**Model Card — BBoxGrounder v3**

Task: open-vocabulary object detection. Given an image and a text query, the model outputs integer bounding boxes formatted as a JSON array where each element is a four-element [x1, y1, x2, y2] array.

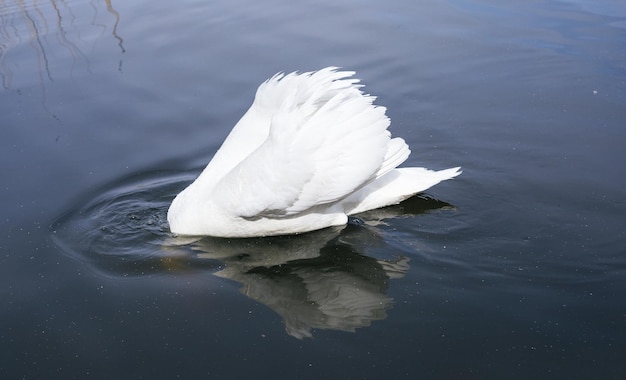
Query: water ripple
[[50, 169, 217, 277]]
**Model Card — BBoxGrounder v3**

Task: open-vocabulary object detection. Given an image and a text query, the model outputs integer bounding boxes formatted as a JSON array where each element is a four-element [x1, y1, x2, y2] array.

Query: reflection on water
[[103, 0, 125, 53], [0, 0, 124, 112], [192, 226, 411, 339], [51, 169, 455, 338]]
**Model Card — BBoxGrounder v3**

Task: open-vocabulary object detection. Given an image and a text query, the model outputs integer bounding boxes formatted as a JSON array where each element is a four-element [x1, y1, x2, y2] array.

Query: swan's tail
[[344, 166, 461, 215]]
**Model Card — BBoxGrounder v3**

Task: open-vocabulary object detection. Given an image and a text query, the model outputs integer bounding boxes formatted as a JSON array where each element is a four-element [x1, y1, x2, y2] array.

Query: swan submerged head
[[167, 67, 461, 238]]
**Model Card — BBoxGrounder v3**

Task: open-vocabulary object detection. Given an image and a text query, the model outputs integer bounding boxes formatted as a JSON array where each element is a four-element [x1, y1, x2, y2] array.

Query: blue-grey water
[[1, 0, 625, 378]]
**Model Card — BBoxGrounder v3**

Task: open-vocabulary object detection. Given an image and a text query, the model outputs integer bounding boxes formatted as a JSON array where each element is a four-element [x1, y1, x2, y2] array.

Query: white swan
[[168, 67, 461, 237]]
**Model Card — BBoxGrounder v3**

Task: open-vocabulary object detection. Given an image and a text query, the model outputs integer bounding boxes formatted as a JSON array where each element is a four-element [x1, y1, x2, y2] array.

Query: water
[[1, 0, 625, 378]]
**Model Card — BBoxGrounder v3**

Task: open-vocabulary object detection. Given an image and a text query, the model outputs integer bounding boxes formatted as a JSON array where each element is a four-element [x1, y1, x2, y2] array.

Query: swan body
[[168, 67, 461, 237]]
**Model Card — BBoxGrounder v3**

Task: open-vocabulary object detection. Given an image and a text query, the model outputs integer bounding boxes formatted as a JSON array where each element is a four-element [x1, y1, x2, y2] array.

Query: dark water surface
[[2, 0, 625, 378]]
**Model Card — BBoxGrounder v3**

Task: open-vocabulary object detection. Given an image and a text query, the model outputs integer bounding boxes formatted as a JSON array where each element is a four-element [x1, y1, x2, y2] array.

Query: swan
[[168, 67, 461, 237]]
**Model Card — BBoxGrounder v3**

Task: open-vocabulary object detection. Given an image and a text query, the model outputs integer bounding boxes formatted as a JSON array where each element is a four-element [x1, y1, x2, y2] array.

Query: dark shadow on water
[[50, 168, 455, 338]]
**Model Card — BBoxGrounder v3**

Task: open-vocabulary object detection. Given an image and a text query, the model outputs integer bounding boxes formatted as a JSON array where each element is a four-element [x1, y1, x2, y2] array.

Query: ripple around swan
[[50, 169, 218, 277], [50, 168, 456, 337]]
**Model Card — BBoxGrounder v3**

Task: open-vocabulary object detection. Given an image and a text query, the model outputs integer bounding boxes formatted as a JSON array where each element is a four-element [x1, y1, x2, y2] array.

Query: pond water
[[1, 0, 625, 378]]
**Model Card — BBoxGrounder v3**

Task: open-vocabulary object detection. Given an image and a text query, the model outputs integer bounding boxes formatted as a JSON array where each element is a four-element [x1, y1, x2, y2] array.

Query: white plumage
[[168, 67, 461, 237]]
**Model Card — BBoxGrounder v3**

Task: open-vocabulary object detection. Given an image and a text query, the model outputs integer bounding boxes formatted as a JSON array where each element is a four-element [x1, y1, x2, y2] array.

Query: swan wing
[[195, 67, 360, 185], [212, 68, 408, 218]]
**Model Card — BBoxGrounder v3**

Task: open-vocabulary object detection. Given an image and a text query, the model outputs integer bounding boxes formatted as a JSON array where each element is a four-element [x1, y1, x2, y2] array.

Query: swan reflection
[[186, 196, 452, 338], [190, 225, 406, 339]]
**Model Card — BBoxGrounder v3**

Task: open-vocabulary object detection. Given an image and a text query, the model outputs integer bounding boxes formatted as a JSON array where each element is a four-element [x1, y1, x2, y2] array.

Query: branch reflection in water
[[0, 0, 124, 113]]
